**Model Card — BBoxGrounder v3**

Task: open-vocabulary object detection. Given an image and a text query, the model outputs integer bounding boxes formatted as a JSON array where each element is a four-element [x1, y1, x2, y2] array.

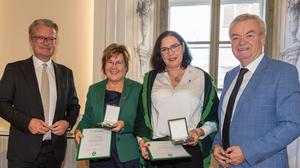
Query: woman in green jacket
[[75, 43, 141, 168]]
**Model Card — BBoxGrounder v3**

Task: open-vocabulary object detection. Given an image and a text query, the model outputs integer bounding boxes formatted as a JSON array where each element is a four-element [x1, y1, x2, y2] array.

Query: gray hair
[[28, 19, 58, 37], [229, 13, 266, 37]]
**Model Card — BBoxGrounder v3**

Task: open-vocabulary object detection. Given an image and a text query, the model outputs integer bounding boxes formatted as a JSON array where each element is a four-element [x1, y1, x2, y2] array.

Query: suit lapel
[[232, 56, 270, 121], [52, 62, 62, 122], [118, 78, 132, 120], [219, 67, 240, 119], [96, 80, 106, 122], [21, 57, 44, 117], [119, 78, 131, 108]]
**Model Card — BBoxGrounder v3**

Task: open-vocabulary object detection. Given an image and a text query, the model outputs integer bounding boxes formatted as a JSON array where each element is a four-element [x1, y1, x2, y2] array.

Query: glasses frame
[[32, 36, 57, 44], [160, 43, 182, 56]]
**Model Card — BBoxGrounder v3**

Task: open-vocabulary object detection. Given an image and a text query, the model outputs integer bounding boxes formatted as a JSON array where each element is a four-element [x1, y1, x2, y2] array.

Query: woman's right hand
[[74, 129, 83, 144], [138, 139, 150, 160]]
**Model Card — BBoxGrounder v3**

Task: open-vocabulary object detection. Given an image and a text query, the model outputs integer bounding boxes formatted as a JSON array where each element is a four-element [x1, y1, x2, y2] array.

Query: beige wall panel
[[0, 0, 94, 128]]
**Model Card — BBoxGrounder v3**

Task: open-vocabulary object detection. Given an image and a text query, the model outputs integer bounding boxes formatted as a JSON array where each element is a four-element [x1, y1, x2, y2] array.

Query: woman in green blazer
[[75, 43, 142, 168]]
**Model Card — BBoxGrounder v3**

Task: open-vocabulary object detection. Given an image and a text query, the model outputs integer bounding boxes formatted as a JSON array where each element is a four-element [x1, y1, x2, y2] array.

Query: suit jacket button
[[117, 138, 120, 141]]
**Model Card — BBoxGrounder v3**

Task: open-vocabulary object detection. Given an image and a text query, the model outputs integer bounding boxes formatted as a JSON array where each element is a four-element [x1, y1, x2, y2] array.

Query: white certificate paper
[[147, 141, 191, 161], [103, 105, 120, 125], [77, 128, 112, 160]]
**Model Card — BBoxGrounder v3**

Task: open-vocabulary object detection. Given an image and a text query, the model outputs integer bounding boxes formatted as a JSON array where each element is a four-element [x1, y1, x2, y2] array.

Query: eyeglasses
[[32, 36, 56, 44], [160, 43, 181, 56], [106, 60, 125, 67], [230, 31, 260, 42]]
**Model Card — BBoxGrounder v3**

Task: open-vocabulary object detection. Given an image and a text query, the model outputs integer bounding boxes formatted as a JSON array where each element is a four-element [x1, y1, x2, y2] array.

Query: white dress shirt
[[151, 65, 217, 139], [33, 56, 57, 139], [220, 54, 264, 134]]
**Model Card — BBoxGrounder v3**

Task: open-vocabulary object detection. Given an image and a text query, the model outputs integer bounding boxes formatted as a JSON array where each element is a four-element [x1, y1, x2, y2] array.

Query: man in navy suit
[[0, 19, 80, 168], [213, 13, 300, 168]]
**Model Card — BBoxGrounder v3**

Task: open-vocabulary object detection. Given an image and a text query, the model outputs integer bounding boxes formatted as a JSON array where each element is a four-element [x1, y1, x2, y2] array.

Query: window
[[169, 0, 265, 89]]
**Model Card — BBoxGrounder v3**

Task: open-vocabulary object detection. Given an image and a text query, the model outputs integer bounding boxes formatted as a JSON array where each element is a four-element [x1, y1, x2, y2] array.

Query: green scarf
[[136, 69, 219, 168]]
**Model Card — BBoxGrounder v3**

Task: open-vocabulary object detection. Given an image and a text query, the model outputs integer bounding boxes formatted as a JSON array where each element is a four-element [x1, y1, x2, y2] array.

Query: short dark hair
[[29, 19, 58, 38], [150, 31, 192, 72], [101, 43, 130, 75]]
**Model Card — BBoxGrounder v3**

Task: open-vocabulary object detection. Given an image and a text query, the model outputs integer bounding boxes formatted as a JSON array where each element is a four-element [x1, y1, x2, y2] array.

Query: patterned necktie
[[41, 63, 49, 124], [222, 68, 248, 150]]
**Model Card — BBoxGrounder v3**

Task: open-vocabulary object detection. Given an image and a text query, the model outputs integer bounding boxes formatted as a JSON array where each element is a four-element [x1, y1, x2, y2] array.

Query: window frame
[[168, 0, 269, 89]]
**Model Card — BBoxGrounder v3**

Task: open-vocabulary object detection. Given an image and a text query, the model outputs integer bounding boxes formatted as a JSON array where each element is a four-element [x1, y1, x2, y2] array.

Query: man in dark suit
[[0, 19, 80, 168]]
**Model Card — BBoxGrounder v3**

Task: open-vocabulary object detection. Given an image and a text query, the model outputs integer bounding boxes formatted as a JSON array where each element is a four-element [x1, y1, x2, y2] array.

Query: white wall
[[93, 0, 141, 83]]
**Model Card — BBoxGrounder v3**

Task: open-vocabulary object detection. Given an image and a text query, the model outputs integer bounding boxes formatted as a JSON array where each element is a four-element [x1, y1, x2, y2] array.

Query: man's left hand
[[50, 120, 69, 136], [225, 146, 245, 166]]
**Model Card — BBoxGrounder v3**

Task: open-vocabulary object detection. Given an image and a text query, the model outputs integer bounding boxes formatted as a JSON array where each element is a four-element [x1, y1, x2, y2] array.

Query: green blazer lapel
[[95, 80, 107, 123], [119, 78, 132, 108]]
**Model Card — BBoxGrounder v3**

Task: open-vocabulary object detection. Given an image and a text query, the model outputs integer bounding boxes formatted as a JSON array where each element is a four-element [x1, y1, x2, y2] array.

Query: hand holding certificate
[[146, 141, 191, 161], [77, 128, 112, 160]]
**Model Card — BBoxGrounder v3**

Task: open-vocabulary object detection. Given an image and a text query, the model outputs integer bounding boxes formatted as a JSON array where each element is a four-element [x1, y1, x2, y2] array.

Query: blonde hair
[[101, 43, 130, 75], [29, 19, 58, 38]]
